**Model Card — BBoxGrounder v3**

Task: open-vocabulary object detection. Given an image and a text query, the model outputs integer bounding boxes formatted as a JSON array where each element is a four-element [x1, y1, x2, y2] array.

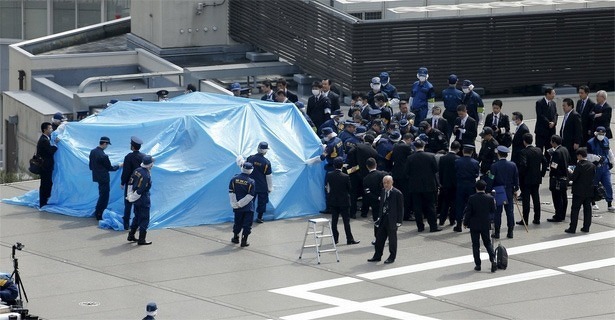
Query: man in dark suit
[[347, 135, 379, 218], [121, 136, 145, 230], [453, 104, 478, 148], [390, 133, 415, 221], [326, 157, 360, 245], [405, 140, 441, 232], [276, 78, 298, 103], [306, 81, 332, 129], [484, 100, 512, 147], [368, 175, 404, 264], [517, 133, 548, 225], [511, 111, 530, 167], [559, 97, 583, 159], [89, 136, 123, 220], [463, 180, 497, 273], [363, 158, 387, 230], [438, 141, 461, 225], [534, 87, 558, 156], [260, 80, 276, 102], [566, 148, 596, 234], [591, 90, 613, 139], [490, 146, 519, 239], [37, 122, 58, 207], [454, 145, 480, 231], [547, 135, 571, 222], [322, 79, 341, 115], [425, 106, 450, 140], [576, 85, 595, 146]]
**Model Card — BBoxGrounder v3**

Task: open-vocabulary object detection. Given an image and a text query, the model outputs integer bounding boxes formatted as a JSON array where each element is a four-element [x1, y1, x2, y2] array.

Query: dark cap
[[355, 126, 367, 135], [331, 109, 343, 117], [496, 145, 510, 153], [258, 141, 269, 150], [463, 144, 475, 152], [130, 136, 143, 145], [146, 302, 157, 312], [242, 162, 254, 170], [156, 89, 169, 97], [230, 82, 241, 91], [448, 74, 458, 84], [333, 157, 344, 167], [344, 120, 357, 127], [390, 131, 402, 142], [480, 127, 494, 137], [369, 108, 382, 116], [142, 155, 154, 166], [371, 77, 381, 84], [596, 126, 607, 133], [379, 72, 389, 83], [462, 80, 473, 87], [322, 127, 334, 136], [399, 119, 409, 127], [100, 136, 111, 145]]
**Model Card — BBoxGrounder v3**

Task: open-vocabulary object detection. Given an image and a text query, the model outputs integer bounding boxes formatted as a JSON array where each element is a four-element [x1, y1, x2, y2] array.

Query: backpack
[[495, 242, 508, 270]]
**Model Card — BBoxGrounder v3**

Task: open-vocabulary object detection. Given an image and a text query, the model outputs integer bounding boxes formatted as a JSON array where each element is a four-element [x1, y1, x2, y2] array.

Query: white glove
[[229, 193, 239, 209], [305, 156, 322, 165], [389, 98, 400, 109], [236, 194, 255, 208], [236, 155, 245, 168], [266, 175, 273, 193], [396, 223, 402, 227], [479, 112, 485, 125]]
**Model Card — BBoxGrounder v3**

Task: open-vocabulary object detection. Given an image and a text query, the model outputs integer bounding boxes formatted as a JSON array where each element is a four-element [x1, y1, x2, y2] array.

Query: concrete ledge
[[246, 51, 279, 62]]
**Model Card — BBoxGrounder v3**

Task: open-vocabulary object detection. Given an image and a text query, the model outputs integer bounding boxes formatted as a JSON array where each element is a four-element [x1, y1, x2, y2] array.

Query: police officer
[[454, 145, 480, 231], [89, 136, 122, 221], [587, 126, 615, 211], [461, 80, 484, 125], [342, 122, 361, 154], [126, 155, 154, 245], [442, 74, 463, 134], [410, 67, 435, 124], [318, 109, 344, 136], [478, 127, 499, 177], [418, 121, 448, 154], [321, 127, 345, 171], [490, 146, 519, 239], [143, 302, 157, 320], [229, 162, 256, 247], [156, 89, 169, 102], [375, 134, 395, 172], [121, 136, 145, 230], [379, 72, 400, 108], [367, 77, 389, 108], [247, 142, 273, 223]]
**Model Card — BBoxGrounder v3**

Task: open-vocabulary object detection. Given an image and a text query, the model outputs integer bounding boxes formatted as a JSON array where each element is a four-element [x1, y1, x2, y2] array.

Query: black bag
[[495, 242, 508, 270], [593, 184, 607, 202], [28, 154, 43, 175]]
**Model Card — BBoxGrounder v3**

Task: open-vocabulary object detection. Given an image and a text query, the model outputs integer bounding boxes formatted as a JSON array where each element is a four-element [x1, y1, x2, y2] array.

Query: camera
[[13, 242, 24, 251]]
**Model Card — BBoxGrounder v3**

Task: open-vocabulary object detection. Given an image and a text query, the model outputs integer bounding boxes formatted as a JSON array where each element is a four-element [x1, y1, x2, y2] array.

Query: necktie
[[493, 115, 498, 127], [562, 113, 569, 136], [434, 119, 438, 128], [581, 100, 586, 113]]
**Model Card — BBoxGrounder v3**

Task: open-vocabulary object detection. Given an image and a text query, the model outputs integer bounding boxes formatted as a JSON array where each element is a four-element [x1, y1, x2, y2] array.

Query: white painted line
[[559, 257, 615, 272], [271, 276, 361, 293], [358, 230, 615, 280], [421, 269, 563, 297]]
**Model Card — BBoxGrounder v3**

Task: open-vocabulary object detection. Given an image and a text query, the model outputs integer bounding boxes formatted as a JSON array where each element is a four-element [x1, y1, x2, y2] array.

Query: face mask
[[597, 135, 606, 141], [433, 115, 440, 119], [371, 84, 381, 91], [462, 88, 470, 94], [312, 89, 320, 96], [418, 76, 426, 82]]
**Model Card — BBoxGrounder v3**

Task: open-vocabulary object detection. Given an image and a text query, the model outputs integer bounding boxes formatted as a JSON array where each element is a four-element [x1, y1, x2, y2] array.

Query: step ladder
[[299, 218, 339, 264]]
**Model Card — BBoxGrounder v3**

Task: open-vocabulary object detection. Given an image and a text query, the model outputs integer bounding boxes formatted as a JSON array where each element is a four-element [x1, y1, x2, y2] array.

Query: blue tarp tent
[[3, 93, 326, 230]]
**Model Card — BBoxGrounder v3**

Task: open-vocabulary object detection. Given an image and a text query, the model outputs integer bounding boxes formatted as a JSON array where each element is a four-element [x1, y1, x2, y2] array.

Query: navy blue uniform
[[442, 86, 463, 132], [89, 146, 120, 220], [129, 167, 152, 232], [318, 119, 342, 136], [229, 173, 256, 235], [246, 153, 272, 221], [462, 91, 484, 125], [410, 81, 435, 123], [381, 83, 400, 101], [321, 137, 345, 171], [455, 156, 480, 225], [121, 150, 145, 228], [491, 159, 519, 231]]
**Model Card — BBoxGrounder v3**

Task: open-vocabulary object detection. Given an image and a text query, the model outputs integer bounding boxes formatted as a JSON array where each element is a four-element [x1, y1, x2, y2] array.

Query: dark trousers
[[521, 183, 541, 222], [123, 187, 134, 226], [349, 174, 363, 217], [470, 229, 495, 266], [569, 195, 592, 231], [550, 179, 568, 220], [131, 204, 150, 232], [455, 183, 475, 224], [365, 196, 380, 237], [330, 205, 354, 243], [95, 181, 110, 219], [39, 169, 53, 207], [438, 187, 456, 223], [535, 134, 550, 156], [495, 194, 515, 229], [373, 216, 397, 260], [255, 192, 269, 219], [412, 192, 438, 231], [233, 210, 254, 235]]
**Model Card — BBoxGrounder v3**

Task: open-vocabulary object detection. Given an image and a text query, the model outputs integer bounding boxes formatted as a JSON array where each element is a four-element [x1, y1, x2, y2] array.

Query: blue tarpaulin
[[3, 93, 326, 230]]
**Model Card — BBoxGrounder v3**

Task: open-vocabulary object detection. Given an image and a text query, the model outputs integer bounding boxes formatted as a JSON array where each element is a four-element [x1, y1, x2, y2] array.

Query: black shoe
[[453, 226, 462, 232], [580, 228, 589, 233], [564, 228, 576, 234], [417, 227, 425, 232], [492, 232, 500, 239], [547, 218, 563, 222], [384, 258, 395, 264], [127, 230, 137, 242], [137, 231, 152, 245], [532, 220, 541, 225], [347, 240, 360, 245], [507, 230, 514, 239], [516, 221, 525, 226], [430, 228, 443, 233], [256, 218, 264, 223], [319, 210, 330, 214], [371, 240, 376, 245], [350, 215, 357, 219], [361, 214, 368, 218], [231, 235, 239, 244], [491, 261, 497, 273], [474, 265, 481, 271], [450, 220, 456, 226], [367, 257, 381, 262], [438, 219, 445, 226], [240, 234, 250, 247]]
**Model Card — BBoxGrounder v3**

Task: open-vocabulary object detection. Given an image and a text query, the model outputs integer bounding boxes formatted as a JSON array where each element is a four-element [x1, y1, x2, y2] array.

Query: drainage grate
[[79, 301, 100, 307]]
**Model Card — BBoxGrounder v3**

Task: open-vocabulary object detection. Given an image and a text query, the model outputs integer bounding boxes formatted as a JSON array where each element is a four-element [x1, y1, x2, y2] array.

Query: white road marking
[[273, 230, 615, 320]]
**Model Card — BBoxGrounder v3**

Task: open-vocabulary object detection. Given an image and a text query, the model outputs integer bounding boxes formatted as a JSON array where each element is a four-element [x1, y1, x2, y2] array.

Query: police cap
[[496, 145, 510, 153], [369, 108, 382, 116], [100, 136, 111, 145], [448, 74, 458, 84], [242, 162, 254, 170], [146, 302, 158, 312], [322, 127, 334, 136], [130, 136, 143, 145], [480, 127, 494, 137], [156, 89, 169, 97], [258, 141, 269, 150]]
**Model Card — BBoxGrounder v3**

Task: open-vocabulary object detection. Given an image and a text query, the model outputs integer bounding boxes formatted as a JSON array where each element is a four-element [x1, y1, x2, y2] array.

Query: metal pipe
[[18, 70, 26, 90]]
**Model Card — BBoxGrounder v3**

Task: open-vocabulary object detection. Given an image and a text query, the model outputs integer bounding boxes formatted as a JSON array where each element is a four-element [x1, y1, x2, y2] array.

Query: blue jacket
[[246, 153, 272, 193], [442, 87, 463, 113], [89, 146, 120, 183], [229, 173, 255, 212], [462, 91, 484, 122], [410, 80, 435, 110], [129, 167, 152, 207], [455, 156, 479, 185], [491, 158, 519, 194], [381, 83, 400, 100]]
